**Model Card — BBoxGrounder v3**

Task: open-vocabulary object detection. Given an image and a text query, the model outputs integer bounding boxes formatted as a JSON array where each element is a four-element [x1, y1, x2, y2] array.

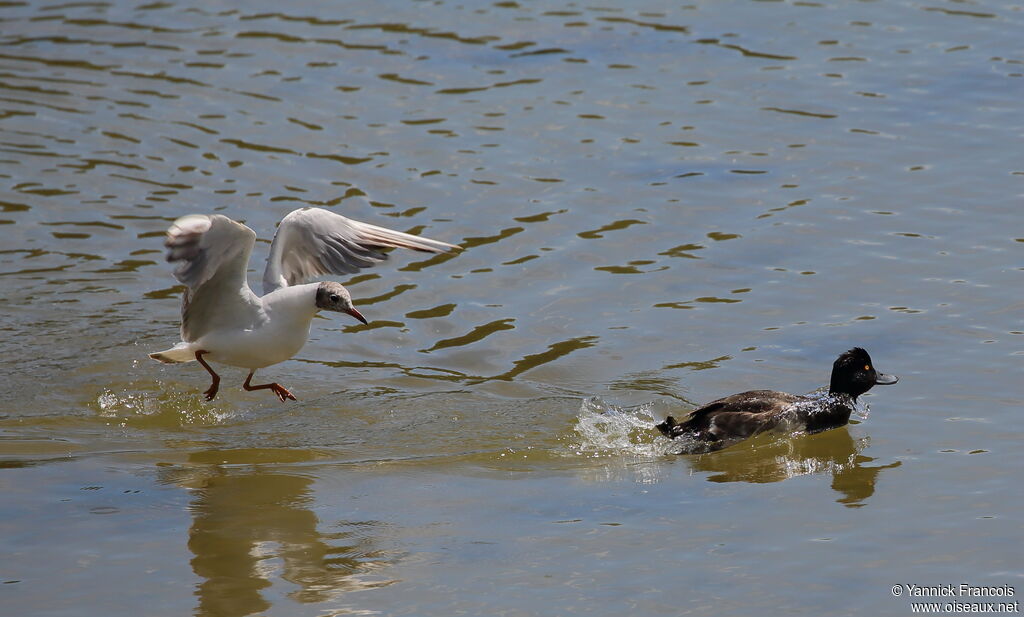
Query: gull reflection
[[163, 460, 394, 617]]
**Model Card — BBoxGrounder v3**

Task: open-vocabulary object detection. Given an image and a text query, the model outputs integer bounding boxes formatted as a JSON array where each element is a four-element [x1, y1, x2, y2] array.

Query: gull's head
[[315, 281, 368, 324]]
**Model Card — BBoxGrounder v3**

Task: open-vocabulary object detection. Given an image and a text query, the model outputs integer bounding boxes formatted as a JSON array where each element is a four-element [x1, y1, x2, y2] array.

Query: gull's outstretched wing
[[163, 214, 261, 341], [262, 207, 460, 295]]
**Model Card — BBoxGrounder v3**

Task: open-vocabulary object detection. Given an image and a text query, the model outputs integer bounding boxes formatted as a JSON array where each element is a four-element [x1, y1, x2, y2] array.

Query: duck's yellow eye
[[864, 364, 871, 371]]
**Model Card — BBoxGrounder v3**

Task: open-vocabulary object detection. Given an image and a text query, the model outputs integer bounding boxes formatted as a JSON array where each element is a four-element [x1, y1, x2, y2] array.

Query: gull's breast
[[195, 318, 313, 370]]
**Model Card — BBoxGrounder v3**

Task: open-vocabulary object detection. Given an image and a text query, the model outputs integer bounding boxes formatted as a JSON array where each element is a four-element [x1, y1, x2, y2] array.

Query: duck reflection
[[164, 460, 393, 617], [685, 427, 900, 507]]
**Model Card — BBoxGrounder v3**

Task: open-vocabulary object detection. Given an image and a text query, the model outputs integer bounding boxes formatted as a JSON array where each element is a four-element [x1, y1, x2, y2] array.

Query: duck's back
[[657, 389, 802, 442], [697, 390, 801, 416]]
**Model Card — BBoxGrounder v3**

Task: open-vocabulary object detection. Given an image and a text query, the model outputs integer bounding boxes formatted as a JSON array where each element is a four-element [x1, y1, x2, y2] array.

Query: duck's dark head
[[315, 281, 367, 324], [829, 347, 898, 399]]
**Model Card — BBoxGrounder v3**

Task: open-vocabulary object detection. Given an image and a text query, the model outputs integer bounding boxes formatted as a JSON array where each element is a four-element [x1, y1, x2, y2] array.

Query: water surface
[[1, 1, 1022, 615]]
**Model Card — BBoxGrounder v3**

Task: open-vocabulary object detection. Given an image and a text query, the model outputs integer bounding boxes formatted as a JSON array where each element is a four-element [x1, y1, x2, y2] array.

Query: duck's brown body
[[656, 348, 898, 452]]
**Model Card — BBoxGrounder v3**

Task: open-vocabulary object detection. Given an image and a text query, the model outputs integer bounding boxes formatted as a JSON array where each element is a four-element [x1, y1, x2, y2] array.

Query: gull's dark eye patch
[[330, 294, 340, 303]]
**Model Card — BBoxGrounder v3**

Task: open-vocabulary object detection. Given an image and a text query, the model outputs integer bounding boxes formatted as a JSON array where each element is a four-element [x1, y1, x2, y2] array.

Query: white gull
[[150, 206, 460, 402]]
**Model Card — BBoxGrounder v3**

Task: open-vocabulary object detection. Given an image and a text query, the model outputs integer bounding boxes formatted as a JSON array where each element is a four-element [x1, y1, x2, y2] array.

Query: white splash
[[565, 396, 676, 458], [852, 396, 871, 421], [96, 386, 235, 426], [97, 389, 158, 417]]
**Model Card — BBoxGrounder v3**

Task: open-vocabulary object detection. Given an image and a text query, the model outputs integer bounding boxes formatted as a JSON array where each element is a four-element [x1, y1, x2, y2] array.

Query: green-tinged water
[[1, 1, 1022, 615]]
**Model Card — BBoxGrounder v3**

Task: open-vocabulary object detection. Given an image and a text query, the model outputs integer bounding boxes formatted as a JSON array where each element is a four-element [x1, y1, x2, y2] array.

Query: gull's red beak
[[345, 307, 368, 325]]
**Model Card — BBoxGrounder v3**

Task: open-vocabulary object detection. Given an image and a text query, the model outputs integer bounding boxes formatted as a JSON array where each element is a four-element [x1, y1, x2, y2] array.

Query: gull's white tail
[[149, 342, 197, 364]]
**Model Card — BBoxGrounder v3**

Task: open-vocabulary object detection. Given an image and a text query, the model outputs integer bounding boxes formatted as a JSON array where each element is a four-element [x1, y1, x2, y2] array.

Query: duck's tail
[[149, 342, 197, 364], [655, 415, 685, 439], [655, 415, 717, 441], [655, 415, 727, 453]]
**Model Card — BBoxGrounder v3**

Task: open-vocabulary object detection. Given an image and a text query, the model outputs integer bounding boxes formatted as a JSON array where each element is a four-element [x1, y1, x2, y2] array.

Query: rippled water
[[2, 1, 1022, 615]]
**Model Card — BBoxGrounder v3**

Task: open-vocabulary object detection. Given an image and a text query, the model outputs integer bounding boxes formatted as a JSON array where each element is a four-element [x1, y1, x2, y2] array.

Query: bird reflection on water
[[571, 397, 900, 507], [687, 427, 902, 507], [160, 460, 395, 617]]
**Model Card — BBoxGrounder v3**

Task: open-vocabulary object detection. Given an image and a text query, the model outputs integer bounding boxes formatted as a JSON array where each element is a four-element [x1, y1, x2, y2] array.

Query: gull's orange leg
[[242, 371, 297, 402], [195, 350, 220, 401]]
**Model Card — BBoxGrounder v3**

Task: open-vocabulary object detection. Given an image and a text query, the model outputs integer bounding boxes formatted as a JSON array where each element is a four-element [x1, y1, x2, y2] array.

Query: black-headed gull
[[150, 207, 459, 402]]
